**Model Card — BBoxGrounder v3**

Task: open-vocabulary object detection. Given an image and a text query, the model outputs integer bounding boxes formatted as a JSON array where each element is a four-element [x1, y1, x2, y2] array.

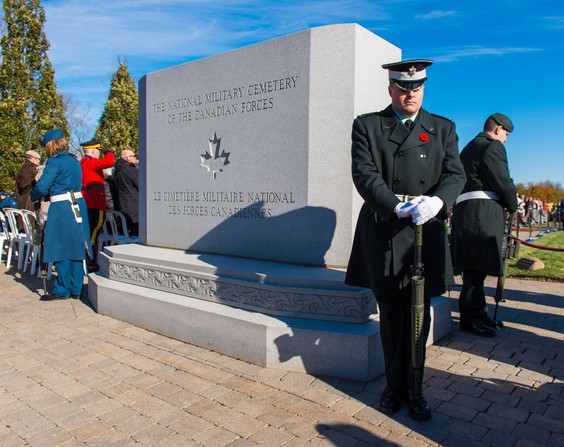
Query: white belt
[[50, 191, 83, 203], [456, 190, 498, 204]]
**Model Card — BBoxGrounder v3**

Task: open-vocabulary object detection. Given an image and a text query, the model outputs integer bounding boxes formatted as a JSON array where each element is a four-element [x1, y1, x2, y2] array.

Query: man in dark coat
[[114, 149, 139, 236], [15, 150, 41, 212], [345, 59, 466, 421], [451, 113, 517, 337]]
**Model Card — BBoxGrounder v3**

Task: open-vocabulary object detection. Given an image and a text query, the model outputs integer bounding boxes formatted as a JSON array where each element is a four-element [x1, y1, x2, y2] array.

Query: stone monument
[[88, 23, 452, 381]]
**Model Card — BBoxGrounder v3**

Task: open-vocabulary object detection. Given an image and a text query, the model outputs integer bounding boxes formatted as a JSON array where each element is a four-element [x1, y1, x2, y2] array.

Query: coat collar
[[380, 105, 436, 150]]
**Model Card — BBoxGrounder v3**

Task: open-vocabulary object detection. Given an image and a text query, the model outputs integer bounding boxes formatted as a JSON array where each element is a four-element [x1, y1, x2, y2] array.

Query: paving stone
[[527, 413, 564, 433], [450, 393, 491, 412], [280, 415, 319, 440], [153, 432, 201, 446], [487, 402, 532, 423], [71, 419, 113, 441], [193, 425, 241, 446], [513, 422, 551, 445], [441, 432, 489, 447], [248, 425, 294, 447], [24, 424, 76, 447], [481, 428, 517, 447], [132, 423, 175, 446], [222, 414, 268, 438], [167, 413, 214, 438], [473, 412, 517, 433], [435, 401, 478, 421], [113, 413, 154, 436], [328, 397, 366, 416], [314, 428, 360, 446]]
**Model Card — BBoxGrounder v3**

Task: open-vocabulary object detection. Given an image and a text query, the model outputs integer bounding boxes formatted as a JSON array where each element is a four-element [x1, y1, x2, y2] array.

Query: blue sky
[[36, 0, 563, 186]]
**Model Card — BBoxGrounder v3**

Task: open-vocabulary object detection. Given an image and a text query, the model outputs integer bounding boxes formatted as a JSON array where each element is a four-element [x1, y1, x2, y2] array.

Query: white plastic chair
[[0, 209, 10, 262], [3, 208, 30, 270], [19, 210, 41, 274]]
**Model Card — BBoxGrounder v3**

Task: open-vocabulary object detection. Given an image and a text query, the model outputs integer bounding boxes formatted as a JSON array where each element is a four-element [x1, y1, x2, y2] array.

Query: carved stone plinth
[[88, 244, 452, 381], [98, 244, 376, 324]]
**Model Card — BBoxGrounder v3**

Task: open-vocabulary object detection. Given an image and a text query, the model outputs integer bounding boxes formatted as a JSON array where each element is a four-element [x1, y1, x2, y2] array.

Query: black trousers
[[87, 208, 105, 265], [459, 269, 488, 325], [378, 287, 431, 393]]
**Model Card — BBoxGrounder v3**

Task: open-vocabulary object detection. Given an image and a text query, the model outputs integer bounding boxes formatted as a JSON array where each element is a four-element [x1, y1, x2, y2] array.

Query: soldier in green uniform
[[451, 113, 517, 337], [345, 59, 466, 420]]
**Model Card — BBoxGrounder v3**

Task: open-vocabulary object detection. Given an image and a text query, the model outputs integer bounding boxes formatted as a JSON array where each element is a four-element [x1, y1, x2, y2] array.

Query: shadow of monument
[[186, 201, 337, 267]]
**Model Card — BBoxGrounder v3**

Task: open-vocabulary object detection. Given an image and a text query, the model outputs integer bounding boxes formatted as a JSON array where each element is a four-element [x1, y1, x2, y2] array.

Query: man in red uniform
[[80, 139, 114, 271]]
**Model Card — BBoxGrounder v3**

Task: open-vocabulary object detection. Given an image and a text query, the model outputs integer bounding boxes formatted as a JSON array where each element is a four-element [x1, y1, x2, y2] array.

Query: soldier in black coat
[[451, 114, 517, 337], [345, 60, 466, 421]]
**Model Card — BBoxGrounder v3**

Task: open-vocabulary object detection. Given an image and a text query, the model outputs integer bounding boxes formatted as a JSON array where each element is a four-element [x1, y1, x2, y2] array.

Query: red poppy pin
[[419, 133, 429, 142]]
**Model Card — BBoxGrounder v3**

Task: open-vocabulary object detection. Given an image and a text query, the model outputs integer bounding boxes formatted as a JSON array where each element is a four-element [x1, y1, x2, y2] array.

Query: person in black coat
[[345, 59, 466, 421], [114, 149, 139, 236], [451, 113, 517, 337]]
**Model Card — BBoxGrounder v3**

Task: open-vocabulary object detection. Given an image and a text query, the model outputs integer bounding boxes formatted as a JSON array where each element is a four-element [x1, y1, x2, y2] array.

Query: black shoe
[[71, 294, 81, 300], [40, 294, 69, 301], [407, 392, 432, 421], [379, 387, 402, 415], [460, 321, 496, 337], [481, 315, 503, 329]]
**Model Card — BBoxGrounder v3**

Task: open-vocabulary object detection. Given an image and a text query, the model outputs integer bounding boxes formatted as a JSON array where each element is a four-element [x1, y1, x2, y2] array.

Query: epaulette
[[430, 113, 453, 122], [356, 111, 381, 119]]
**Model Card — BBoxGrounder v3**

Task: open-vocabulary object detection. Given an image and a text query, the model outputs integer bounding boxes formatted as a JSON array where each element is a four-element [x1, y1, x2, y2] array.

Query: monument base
[[88, 245, 452, 381]]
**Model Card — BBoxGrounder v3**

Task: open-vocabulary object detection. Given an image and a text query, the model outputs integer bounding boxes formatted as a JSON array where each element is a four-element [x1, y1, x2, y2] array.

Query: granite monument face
[[139, 23, 399, 267]]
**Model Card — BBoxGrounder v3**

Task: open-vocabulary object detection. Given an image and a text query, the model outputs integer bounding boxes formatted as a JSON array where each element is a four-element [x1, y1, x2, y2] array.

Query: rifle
[[411, 224, 425, 401], [493, 212, 514, 325]]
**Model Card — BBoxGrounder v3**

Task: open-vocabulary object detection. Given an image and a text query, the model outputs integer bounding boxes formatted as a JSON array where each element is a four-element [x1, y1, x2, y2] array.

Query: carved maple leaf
[[200, 132, 230, 179]]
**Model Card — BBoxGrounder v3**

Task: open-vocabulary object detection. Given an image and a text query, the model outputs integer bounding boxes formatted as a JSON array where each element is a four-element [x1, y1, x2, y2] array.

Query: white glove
[[411, 196, 444, 225], [394, 196, 421, 218]]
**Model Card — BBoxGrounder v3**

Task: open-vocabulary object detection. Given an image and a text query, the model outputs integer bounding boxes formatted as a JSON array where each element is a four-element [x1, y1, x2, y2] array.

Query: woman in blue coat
[[30, 130, 92, 300]]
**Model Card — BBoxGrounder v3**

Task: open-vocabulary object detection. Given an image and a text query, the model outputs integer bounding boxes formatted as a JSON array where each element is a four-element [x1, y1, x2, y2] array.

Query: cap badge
[[408, 66, 417, 77]]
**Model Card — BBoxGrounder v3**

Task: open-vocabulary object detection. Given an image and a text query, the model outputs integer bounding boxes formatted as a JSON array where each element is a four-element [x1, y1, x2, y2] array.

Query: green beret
[[490, 113, 514, 133]]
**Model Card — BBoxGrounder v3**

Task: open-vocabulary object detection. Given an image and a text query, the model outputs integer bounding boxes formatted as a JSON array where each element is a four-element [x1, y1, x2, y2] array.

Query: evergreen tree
[[96, 61, 138, 156], [0, 0, 68, 191]]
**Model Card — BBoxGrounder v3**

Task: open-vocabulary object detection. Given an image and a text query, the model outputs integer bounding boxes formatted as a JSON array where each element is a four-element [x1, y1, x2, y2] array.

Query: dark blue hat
[[39, 129, 64, 147]]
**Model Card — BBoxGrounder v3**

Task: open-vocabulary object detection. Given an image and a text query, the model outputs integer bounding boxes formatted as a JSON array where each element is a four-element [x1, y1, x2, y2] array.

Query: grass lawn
[[507, 230, 564, 282]]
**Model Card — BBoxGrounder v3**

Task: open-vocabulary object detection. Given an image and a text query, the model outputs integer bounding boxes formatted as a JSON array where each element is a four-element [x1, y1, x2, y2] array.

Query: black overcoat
[[451, 132, 517, 276], [345, 106, 466, 300], [114, 158, 139, 226]]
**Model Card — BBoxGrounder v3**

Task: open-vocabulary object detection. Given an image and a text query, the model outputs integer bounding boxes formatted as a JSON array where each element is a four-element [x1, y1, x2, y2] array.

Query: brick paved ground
[[0, 263, 562, 446]]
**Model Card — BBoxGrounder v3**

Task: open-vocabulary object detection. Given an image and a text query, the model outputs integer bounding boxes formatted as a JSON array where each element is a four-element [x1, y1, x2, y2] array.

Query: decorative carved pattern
[[105, 258, 376, 323]]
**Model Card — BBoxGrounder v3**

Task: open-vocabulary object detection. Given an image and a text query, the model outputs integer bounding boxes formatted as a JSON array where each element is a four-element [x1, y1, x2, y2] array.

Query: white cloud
[[434, 45, 540, 62], [542, 15, 564, 29], [415, 10, 456, 20]]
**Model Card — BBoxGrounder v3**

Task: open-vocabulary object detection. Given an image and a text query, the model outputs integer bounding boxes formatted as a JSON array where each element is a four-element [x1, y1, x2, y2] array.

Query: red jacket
[[80, 152, 115, 210]]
